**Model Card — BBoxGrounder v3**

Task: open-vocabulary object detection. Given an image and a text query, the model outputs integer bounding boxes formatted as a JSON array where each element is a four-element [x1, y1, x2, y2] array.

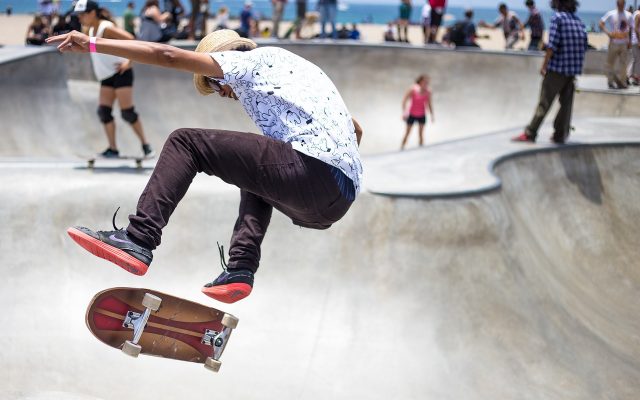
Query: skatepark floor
[[1, 43, 639, 400]]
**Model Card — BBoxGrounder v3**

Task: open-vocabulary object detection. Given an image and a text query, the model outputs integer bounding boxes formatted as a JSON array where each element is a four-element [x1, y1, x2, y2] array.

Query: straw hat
[[193, 30, 257, 96]]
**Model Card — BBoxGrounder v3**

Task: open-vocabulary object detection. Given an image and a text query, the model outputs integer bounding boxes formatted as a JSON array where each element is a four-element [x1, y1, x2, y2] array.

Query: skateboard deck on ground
[[83, 154, 155, 169], [86, 287, 238, 372]]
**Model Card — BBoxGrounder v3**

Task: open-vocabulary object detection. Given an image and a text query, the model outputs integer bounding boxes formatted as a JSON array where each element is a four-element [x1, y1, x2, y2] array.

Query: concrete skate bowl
[[1, 143, 639, 400], [1, 43, 638, 157]]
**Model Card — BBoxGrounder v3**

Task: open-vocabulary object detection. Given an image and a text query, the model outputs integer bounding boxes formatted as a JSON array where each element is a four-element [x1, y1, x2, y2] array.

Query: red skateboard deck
[[86, 287, 238, 372]]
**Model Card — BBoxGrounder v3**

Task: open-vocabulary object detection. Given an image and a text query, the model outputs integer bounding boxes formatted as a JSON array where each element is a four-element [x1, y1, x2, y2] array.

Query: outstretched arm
[[46, 30, 223, 78]]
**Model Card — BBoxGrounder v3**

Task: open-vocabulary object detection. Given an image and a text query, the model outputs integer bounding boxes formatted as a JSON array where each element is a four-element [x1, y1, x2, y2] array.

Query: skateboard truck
[[202, 314, 238, 373], [121, 293, 162, 358]]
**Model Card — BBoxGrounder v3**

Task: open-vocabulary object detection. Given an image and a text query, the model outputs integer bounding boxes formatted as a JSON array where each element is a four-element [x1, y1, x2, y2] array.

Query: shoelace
[[217, 242, 228, 272], [111, 207, 122, 231]]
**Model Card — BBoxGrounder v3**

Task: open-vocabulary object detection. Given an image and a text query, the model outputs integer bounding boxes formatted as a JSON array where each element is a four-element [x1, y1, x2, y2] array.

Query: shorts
[[407, 115, 426, 125], [430, 9, 443, 27], [100, 68, 134, 89]]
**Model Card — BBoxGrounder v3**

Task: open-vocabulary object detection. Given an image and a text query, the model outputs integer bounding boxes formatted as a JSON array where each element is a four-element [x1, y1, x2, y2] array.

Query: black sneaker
[[101, 148, 120, 158], [67, 209, 152, 275], [142, 144, 155, 158], [201, 243, 254, 303]]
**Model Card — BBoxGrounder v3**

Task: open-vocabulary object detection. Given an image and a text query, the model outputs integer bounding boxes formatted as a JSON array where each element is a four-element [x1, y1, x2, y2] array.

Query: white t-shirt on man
[[601, 9, 633, 45], [210, 47, 362, 194]]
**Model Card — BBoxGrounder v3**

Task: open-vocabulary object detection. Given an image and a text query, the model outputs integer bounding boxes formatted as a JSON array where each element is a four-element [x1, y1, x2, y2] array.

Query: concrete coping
[[362, 117, 640, 199], [0, 45, 53, 64]]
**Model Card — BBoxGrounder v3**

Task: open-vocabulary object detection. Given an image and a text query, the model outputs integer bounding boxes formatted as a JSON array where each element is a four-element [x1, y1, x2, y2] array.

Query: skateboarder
[[47, 28, 363, 304], [74, 0, 154, 158]]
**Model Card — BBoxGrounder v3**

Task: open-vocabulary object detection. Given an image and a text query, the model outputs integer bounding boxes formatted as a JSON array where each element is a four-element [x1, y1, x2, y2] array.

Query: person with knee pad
[[76, 0, 154, 158], [97, 105, 114, 123]]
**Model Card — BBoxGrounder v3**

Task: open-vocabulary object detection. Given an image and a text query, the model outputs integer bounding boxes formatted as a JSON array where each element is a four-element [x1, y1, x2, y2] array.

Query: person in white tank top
[[75, 0, 154, 158]]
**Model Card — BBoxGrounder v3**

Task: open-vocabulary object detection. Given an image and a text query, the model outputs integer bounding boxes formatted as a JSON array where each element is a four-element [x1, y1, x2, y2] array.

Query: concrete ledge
[[363, 117, 640, 198]]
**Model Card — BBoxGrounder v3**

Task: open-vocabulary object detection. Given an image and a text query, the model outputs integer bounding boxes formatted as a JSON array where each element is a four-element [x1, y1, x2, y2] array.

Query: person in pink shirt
[[401, 74, 435, 150]]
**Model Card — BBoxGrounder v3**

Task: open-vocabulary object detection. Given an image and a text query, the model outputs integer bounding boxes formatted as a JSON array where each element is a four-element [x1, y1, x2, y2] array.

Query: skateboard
[[86, 287, 239, 372], [84, 154, 155, 170]]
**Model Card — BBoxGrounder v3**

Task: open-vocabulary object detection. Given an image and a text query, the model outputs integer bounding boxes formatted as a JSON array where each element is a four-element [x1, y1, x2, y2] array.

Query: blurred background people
[[599, 0, 633, 89], [397, 0, 411, 43], [480, 3, 525, 49], [25, 14, 48, 45], [524, 0, 545, 50], [318, 0, 337, 39]]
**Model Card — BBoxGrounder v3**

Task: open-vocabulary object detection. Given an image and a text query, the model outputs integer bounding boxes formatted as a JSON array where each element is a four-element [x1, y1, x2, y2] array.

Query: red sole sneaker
[[67, 227, 149, 276], [202, 283, 252, 304]]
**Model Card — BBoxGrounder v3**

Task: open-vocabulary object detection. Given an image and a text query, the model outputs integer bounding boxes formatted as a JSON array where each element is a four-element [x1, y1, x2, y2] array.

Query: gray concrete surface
[[1, 140, 639, 400], [1, 43, 639, 399]]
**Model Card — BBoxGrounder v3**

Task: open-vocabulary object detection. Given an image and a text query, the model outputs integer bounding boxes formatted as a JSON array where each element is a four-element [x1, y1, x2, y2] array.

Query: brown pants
[[605, 42, 630, 86], [525, 71, 576, 142], [127, 128, 353, 273]]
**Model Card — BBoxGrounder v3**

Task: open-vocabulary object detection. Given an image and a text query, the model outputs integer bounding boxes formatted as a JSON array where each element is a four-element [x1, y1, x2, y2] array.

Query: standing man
[[480, 3, 525, 50], [319, 0, 337, 39], [271, 0, 287, 38], [600, 0, 633, 89], [524, 0, 544, 50], [293, 0, 307, 39], [512, 0, 587, 145], [188, 0, 200, 39], [397, 0, 412, 43], [123, 2, 136, 36], [239, 1, 254, 37], [428, 0, 446, 43], [48, 29, 363, 304]]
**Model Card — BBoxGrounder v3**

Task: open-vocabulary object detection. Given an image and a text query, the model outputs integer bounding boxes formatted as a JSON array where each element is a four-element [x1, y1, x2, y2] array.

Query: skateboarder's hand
[[46, 31, 90, 53]]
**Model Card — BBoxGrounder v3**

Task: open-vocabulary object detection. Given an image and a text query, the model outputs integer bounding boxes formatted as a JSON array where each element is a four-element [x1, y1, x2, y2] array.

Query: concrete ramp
[[1, 143, 639, 399], [2, 44, 639, 157]]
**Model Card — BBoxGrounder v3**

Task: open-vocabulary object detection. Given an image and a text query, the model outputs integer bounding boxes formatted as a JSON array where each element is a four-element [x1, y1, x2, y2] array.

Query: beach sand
[[2, 13, 609, 51]]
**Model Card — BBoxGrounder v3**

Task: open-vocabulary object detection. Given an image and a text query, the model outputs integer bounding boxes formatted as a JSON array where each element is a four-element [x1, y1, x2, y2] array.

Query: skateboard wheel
[[142, 293, 162, 311], [204, 357, 221, 373], [122, 340, 142, 357], [221, 313, 239, 329]]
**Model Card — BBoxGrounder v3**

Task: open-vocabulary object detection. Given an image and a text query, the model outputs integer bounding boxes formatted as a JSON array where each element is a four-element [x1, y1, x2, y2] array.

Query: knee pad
[[121, 107, 139, 124], [97, 105, 114, 124]]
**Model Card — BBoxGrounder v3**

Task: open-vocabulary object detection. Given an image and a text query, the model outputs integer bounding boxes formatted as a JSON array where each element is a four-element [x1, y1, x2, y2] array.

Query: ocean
[[2, 0, 606, 31]]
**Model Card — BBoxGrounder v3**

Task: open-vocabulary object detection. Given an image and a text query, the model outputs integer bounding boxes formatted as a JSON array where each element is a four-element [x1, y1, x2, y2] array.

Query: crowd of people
[[22, 0, 365, 43]]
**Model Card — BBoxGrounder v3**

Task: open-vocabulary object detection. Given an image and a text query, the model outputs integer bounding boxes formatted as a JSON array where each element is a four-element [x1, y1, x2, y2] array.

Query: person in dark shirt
[[25, 15, 49, 45], [450, 9, 482, 48], [524, 0, 545, 50], [239, 1, 254, 37], [52, 14, 72, 36]]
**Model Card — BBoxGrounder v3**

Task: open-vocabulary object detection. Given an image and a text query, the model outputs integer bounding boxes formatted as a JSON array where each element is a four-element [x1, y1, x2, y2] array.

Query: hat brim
[[193, 31, 257, 96]]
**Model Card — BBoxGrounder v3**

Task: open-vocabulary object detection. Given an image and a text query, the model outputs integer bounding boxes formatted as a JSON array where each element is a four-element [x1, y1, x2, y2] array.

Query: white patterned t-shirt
[[209, 47, 362, 195]]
